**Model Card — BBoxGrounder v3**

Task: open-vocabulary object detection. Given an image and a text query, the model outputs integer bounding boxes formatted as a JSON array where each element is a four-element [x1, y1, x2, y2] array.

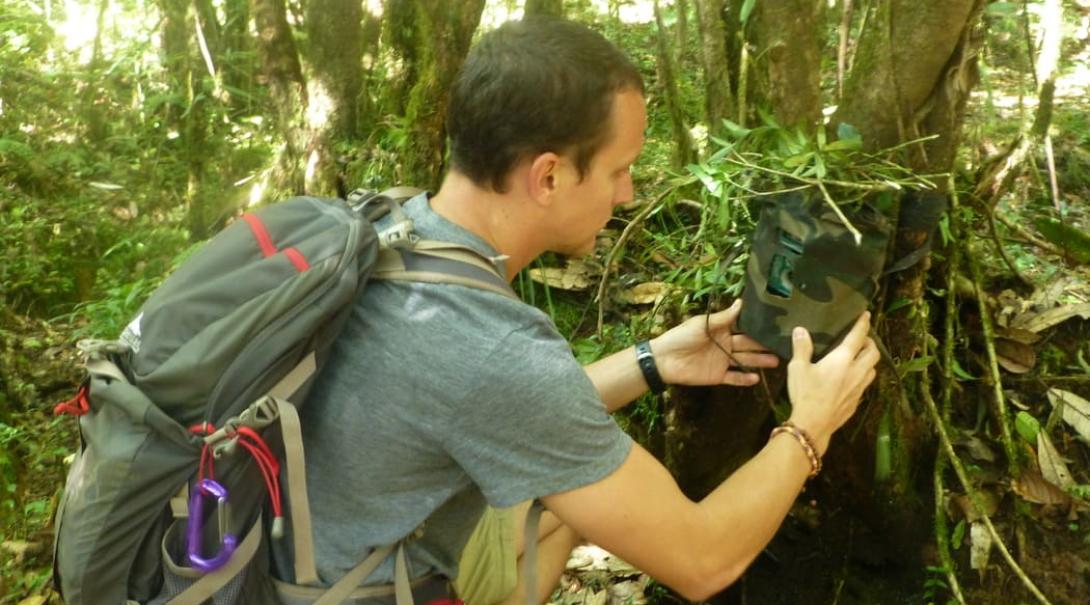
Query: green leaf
[[952, 359, 977, 381], [1015, 411, 1041, 443], [822, 138, 862, 152], [1035, 218, 1090, 264], [783, 152, 812, 168], [952, 519, 967, 550], [836, 122, 861, 143], [740, 0, 757, 25], [886, 296, 913, 313], [898, 355, 934, 374], [719, 119, 751, 139]]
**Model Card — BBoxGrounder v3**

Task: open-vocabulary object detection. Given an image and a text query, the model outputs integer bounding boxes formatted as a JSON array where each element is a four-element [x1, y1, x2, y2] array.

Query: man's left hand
[[651, 300, 779, 387]]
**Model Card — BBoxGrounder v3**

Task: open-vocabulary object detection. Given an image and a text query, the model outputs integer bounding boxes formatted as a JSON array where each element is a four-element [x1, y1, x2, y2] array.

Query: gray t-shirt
[[275, 194, 633, 586]]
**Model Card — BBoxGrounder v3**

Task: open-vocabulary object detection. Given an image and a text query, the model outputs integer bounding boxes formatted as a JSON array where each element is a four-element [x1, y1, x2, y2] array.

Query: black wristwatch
[[635, 340, 667, 395]]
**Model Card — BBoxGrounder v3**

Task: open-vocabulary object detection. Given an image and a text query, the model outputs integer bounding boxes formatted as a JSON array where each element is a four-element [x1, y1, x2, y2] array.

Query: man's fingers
[[706, 299, 743, 332], [731, 351, 780, 369], [790, 326, 813, 365], [840, 311, 872, 353], [730, 334, 773, 354], [722, 371, 760, 387]]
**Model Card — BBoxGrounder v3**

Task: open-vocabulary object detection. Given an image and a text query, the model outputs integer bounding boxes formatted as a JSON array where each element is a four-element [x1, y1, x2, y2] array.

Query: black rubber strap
[[635, 340, 667, 395]]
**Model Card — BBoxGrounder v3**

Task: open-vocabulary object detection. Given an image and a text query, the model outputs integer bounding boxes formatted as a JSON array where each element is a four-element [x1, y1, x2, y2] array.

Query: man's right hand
[[785, 312, 880, 456]]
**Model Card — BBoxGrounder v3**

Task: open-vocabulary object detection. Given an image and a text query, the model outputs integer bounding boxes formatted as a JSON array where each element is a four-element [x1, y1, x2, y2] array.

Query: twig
[[932, 206, 967, 605], [1043, 135, 1061, 211], [964, 212, 1020, 477], [595, 186, 680, 336], [816, 180, 862, 245], [992, 210, 1064, 258], [986, 204, 1034, 287]]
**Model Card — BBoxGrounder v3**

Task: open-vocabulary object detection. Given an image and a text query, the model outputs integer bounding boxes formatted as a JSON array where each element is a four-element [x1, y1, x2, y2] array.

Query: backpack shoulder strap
[[373, 239, 518, 301]]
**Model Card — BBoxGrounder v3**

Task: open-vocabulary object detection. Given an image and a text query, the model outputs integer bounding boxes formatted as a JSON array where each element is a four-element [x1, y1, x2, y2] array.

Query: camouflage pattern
[[738, 191, 891, 360]]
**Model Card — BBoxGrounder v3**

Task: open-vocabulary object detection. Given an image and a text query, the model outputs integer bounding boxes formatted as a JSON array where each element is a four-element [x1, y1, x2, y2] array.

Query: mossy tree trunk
[[661, 2, 989, 599], [653, 0, 697, 170], [252, 0, 308, 196], [384, 0, 486, 189], [693, 0, 734, 137], [301, 0, 365, 196], [752, 0, 824, 131], [832, 0, 986, 527], [524, 0, 564, 17]]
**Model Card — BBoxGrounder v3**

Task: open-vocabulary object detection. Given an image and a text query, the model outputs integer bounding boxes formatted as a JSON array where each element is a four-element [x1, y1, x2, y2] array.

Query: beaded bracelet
[[770, 421, 822, 479]]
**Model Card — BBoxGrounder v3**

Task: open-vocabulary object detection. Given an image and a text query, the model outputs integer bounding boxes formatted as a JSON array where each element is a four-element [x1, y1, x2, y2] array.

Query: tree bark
[[252, 0, 308, 195], [694, 0, 734, 134], [302, 0, 365, 195], [524, 0, 564, 17], [653, 0, 697, 169], [752, 0, 824, 131], [385, 0, 486, 189]]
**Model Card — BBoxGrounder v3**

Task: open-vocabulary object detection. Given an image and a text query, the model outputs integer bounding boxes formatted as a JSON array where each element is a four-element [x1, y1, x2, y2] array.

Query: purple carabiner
[[186, 478, 238, 572]]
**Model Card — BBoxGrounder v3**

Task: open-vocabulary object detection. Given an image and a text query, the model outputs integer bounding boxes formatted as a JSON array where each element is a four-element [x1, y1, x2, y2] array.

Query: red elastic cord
[[235, 427, 283, 519], [189, 423, 216, 481], [282, 247, 310, 272], [54, 385, 91, 416]]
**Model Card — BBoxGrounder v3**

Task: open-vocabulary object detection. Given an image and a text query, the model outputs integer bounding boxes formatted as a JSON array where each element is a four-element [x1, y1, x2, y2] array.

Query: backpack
[[52, 187, 517, 605]]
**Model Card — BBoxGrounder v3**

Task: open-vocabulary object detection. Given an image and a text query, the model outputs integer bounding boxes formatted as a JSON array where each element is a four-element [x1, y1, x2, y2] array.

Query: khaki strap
[[312, 543, 396, 605], [394, 543, 414, 605], [379, 186, 426, 203], [166, 516, 263, 605], [278, 398, 319, 586], [376, 271, 519, 301], [170, 483, 189, 518], [269, 353, 317, 400], [523, 501, 545, 605], [411, 247, 506, 277]]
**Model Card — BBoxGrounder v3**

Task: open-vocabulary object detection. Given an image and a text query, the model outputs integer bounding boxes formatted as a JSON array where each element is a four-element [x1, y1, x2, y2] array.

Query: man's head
[[447, 17, 645, 194]]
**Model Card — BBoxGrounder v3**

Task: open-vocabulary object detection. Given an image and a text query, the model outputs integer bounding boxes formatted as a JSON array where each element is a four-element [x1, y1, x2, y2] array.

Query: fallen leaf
[[17, 597, 47, 605], [997, 326, 1042, 345], [995, 338, 1036, 373], [1011, 303, 1090, 333], [585, 590, 608, 605], [1048, 388, 1090, 443], [959, 435, 997, 462], [1037, 431, 1075, 489], [1012, 469, 1072, 505], [949, 491, 1000, 522], [528, 259, 597, 291], [617, 282, 674, 305], [970, 522, 992, 574]]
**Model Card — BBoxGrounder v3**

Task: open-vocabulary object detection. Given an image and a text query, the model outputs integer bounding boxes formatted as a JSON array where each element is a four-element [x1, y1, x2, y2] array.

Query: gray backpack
[[52, 188, 516, 605]]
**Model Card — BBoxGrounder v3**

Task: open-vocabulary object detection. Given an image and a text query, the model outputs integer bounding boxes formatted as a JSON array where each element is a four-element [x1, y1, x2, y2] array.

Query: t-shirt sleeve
[[444, 319, 633, 508]]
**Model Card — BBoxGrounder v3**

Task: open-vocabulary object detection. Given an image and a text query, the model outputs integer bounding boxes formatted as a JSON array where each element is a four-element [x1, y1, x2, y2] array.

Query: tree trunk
[[753, 0, 824, 131], [222, 0, 254, 114], [524, 0, 564, 17], [385, 0, 486, 189], [302, 0, 364, 195], [252, 0, 308, 196], [662, 3, 990, 602], [653, 0, 697, 169], [694, 0, 734, 135]]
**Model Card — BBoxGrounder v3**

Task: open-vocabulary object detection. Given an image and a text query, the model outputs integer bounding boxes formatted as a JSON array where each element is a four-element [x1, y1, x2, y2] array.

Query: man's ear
[[527, 151, 562, 206]]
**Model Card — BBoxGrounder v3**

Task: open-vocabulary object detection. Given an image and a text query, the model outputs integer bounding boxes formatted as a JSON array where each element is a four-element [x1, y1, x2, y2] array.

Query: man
[[288, 16, 879, 605]]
